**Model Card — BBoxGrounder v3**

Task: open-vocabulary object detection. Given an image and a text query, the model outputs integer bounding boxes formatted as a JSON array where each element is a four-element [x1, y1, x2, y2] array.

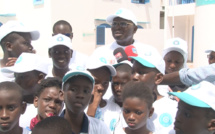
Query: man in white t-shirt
[[92, 8, 157, 100]]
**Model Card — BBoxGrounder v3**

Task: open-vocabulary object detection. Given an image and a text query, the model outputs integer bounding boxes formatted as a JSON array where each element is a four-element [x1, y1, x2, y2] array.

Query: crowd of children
[[0, 8, 215, 134]]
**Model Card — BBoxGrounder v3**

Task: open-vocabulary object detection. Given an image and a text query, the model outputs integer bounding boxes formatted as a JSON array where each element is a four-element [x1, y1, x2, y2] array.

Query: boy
[[100, 61, 132, 133], [32, 116, 72, 134], [30, 77, 64, 130], [1, 52, 49, 129], [47, 34, 73, 79], [86, 56, 116, 118], [130, 46, 178, 134], [0, 81, 28, 134], [0, 20, 39, 82], [169, 81, 215, 134], [52, 20, 88, 68], [61, 69, 111, 133]]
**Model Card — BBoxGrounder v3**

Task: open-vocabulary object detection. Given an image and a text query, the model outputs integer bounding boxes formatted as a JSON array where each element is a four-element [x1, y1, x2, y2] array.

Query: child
[[0, 20, 39, 82], [1, 52, 49, 129], [61, 69, 111, 134], [169, 81, 215, 134], [47, 34, 73, 79], [30, 77, 64, 130], [0, 81, 28, 134], [86, 56, 116, 119], [100, 61, 133, 133], [161, 37, 188, 94], [52, 20, 88, 68], [32, 116, 72, 134], [130, 46, 178, 134], [205, 46, 215, 64], [118, 81, 154, 134]]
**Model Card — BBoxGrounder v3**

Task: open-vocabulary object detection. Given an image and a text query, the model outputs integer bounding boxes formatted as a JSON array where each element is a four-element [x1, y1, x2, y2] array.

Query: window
[[96, 24, 111, 45], [131, 0, 150, 4]]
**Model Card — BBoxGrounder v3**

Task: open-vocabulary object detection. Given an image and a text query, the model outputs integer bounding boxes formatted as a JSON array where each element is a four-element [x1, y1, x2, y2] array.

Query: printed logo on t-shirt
[[159, 113, 172, 127], [100, 57, 107, 64], [109, 119, 117, 131], [76, 66, 85, 71]]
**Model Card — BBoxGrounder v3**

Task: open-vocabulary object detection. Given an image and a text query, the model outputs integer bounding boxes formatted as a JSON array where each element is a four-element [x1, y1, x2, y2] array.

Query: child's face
[[0, 90, 25, 132], [64, 76, 93, 114], [34, 87, 63, 120], [15, 71, 41, 96], [9, 33, 34, 57], [132, 61, 158, 89], [174, 101, 211, 134], [49, 45, 72, 69], [111, 71, 131, 105], [89, 67, 111, 97], [207, 51, 215, 64], [123, 97, 153, 130], [164, 51, 184, 74]]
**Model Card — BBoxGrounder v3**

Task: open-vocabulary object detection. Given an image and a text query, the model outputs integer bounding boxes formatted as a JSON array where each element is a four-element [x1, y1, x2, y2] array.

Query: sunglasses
[[111, 21, 134, 28]]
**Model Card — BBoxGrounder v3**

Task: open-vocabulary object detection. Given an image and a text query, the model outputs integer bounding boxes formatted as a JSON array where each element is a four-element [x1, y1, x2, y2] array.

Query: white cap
[[163, 37, 188, 68], [205, 45, 215, 53], [130, 46, 165, 74], [169, 81, 215, 111], [106, 8, 137, 26], [0, 20, 40, 42], [87, 56, 116, 76], [1, 53, 48, 74], [48, 34, 72, 49]]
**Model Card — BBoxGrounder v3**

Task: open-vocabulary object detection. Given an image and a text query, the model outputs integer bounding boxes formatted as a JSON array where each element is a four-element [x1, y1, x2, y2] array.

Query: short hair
[[115, 64, 132, 75], [122, 81, 154, 109], [52, 20, 72, 33], [35, 77, 62, 97], [0, 81, 24, 102], [32, 116, 72, 134], [0, 32, 30, 51]]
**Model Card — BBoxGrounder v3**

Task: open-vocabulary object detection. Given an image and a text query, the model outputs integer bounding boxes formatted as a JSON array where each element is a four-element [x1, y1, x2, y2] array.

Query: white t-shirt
[[148, 97, 177, 134], [19, 104, 37, 130], [70, 50, 89, 69], [88, 116, 111, 134], [91, 40, 156, 65], [22, 127, 31, 134], [95, 96, 126, 134], [0, 61, 15, 82]]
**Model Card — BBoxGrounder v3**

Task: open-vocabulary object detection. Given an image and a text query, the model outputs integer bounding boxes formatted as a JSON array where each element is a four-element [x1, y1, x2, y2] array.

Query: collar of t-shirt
[[60, 110, 89, 133]]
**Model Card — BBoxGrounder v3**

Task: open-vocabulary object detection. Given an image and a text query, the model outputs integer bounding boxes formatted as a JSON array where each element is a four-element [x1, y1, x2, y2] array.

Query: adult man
[[91, 8, 156, 65]]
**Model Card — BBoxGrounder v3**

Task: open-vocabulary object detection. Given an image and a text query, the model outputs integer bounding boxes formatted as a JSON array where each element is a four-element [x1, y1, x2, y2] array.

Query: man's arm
[[161, 63, 215, 86]]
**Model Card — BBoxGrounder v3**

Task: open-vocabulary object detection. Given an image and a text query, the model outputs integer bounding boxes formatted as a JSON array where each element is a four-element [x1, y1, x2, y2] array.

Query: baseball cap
[[169, 81, 215, 111], [87, 56, 116, 76], [130, 46, 165, 74], [205, 45, 215, 53], [1, 52, 48, 74], [163, 37, 188, 68], [62, 69, 95, 86], [106, 8, 137, 26], [0, 20, 40, 42], [48, 34, 72, 49], [113, 60, 133, 68]]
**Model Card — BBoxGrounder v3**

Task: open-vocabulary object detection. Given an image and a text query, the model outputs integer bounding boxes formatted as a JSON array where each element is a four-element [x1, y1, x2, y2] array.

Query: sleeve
[[179, 63, 215, 86]]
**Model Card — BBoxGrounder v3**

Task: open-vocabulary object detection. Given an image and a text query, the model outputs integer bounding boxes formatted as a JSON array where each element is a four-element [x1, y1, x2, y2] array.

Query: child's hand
[[6, 57, 17, 66]]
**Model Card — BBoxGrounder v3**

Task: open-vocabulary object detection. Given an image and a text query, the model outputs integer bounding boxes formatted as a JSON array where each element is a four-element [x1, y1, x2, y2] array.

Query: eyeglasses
[[111, 21, 134, 28], [207, 54, 215, 60], [63, 33, 73, 37]]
